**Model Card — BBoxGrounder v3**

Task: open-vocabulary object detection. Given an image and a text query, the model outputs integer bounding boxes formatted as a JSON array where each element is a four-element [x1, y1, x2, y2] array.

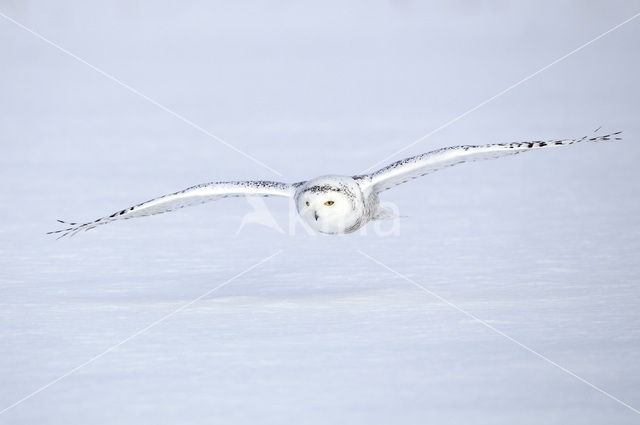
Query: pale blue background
[[1, 1, 639, 424]]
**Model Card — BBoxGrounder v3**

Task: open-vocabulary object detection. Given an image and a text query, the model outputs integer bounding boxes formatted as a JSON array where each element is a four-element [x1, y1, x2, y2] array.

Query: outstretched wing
[[356, 132, 621, 193], [49, 180, 298, 238]]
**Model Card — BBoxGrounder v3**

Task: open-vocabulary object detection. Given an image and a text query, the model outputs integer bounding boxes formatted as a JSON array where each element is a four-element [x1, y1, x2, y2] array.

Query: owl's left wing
[[49, 180, 298, 238], [355, 132, 621, 194]]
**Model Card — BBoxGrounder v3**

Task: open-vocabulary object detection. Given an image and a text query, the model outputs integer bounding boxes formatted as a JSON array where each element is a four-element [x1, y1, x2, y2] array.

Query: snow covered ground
[[1, 1, 639, 424]]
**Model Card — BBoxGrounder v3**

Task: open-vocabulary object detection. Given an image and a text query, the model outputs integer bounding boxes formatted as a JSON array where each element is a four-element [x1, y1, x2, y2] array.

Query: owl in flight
[[49, 132, 620, 237]]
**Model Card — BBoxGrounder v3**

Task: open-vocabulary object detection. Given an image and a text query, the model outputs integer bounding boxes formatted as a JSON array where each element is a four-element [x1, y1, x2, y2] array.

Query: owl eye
[[324, 201, 334, 206], [305, 201, 310, 206]]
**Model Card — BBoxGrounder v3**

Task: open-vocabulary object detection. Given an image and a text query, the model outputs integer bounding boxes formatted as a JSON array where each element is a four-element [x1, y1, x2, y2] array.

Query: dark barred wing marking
[[48, 180, 296, 238], [356, 132, 621, 193]]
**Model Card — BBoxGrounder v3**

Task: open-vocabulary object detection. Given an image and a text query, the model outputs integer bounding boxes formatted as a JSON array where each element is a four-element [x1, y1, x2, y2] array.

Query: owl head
[[295, 176, 365, 234]]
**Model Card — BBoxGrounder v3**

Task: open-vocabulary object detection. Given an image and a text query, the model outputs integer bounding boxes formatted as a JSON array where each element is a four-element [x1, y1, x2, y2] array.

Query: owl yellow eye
[[305, 201, 310, 206], [324, 201, 334, 206]]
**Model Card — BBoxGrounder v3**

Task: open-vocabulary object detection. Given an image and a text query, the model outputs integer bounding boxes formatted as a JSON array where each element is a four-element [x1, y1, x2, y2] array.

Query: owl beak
[[314, 211, 319, 221]]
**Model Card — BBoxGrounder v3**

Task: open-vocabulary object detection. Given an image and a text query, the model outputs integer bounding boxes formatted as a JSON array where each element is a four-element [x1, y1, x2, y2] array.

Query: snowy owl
[[49, 132, 620, 237]]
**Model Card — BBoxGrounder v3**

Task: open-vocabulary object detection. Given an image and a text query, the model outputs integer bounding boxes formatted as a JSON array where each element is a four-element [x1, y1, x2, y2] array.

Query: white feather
[[49, 181, 297, 238], [356, 132, 621, 193]]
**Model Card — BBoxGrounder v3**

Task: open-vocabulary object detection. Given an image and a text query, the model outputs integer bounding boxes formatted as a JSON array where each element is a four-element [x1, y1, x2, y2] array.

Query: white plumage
[[49, 132, 620, 237]]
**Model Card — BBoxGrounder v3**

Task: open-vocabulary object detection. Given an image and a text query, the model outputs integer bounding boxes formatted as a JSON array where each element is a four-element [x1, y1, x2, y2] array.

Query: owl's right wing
[[355, 132, 621, 194], [49, 180, 301, 238]]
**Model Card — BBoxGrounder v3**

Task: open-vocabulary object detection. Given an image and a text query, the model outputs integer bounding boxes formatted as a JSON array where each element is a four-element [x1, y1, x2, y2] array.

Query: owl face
[[295, 176, 365, 234]]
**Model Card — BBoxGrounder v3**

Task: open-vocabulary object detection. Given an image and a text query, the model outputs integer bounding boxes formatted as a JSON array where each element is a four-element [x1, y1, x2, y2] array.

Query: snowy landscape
[[1, 1, 639, 424]]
